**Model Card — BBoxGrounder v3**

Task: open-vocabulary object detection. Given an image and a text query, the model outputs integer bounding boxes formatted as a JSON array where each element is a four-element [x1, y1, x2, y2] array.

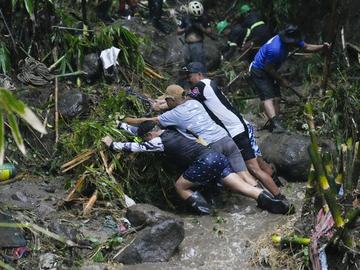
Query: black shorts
[[250, 66, 281, 100], [232, 131, 256, 161]]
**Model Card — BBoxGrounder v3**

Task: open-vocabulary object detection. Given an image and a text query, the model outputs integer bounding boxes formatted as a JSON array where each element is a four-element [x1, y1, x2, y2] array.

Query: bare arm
[[124, 116, 160, 125], [177, 26, 185, 35], [303, 42, 330, 53], [264, 63, 290, 87]]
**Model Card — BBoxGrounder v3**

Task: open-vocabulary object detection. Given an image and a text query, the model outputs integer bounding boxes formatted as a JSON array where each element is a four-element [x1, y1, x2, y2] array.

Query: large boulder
[[115, 219, 184, 264], [115, 204, 184, 265], [82, 53, 101, 84], [121, 18, 221, 75], [126, 203, 180, 226], [258, 133, 335, 181], [58, 89, 89, 119]]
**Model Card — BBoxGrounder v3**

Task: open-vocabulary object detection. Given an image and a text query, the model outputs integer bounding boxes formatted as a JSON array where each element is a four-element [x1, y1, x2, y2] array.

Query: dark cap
[[184, 62, 207, 73], [279, 25, 304, 44], [137, 121, 157, 138]]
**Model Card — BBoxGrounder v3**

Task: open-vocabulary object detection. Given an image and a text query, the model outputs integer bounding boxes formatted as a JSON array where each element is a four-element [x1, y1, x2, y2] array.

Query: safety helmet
[[239, 4, 251, 15], [188, 1, 204, 17], [216, 20, 229, 34]]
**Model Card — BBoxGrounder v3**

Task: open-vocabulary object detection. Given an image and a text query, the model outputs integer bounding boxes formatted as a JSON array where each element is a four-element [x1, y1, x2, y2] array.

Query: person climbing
[[148, 0, 168, 33], [176, 1, 212, 66], [102, 121, 291, 215], [249, 25, 330, 133], [125, 85, 290, 205], [237, 4, 272, 61], [216, 20, 247, 60], [184, 62, 285, 198], [118, 0, 139, 17]]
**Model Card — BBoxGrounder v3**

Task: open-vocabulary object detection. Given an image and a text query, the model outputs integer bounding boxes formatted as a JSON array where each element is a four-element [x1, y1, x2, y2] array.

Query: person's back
[[189, 78, 246, 137], [251, 35, 288, 70], [159, 99, 229, 143]]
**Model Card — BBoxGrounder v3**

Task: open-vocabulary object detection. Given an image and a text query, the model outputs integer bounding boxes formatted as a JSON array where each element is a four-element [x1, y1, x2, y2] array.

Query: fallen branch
[[83, 190, 98, 216], [61, 150, 95, 171]]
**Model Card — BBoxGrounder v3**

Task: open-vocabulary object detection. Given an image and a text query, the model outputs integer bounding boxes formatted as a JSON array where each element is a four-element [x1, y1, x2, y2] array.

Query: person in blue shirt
[[250, 25, 330, 133]]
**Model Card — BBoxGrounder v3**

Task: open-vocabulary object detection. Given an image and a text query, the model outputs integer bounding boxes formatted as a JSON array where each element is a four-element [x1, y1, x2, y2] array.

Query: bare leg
[[274, 97, 281, 115], [237, 171, 258, 186], [175, 175, 195, 200], [222, 173, 262, 199], [263, 98, 276, 119], [245, 158, 280, 196], [257, 156, 274, 176]]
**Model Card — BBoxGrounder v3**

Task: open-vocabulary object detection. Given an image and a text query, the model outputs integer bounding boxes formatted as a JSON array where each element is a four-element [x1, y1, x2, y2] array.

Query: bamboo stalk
[[64, 175, 86, 202], [83, 190, 98, 216], [61, 155, 93, 173], [305, 103, 345, 228], [351, 141, 360, 190], [0, 259, 16, 270], [344, 138, 354, 197], [60, 150, 95, 170], [272, 234, 311, 247], [53, 47, 59, 143], [322, 151, 337, 193]]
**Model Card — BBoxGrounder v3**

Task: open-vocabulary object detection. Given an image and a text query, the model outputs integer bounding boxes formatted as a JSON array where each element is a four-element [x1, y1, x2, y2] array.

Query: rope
[[17, 57, 54, 86]]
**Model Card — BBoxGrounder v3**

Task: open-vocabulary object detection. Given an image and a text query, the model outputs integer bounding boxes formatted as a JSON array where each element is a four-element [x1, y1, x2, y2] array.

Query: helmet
[[188, 1, 204, 17], [239, 4, 251, 15], [216, 20, 229, 34]]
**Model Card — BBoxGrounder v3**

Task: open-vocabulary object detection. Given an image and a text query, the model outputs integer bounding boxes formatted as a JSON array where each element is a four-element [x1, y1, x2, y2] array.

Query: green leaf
[[0, 112, 5, 165], [23, 0, 35, 21], [8, 112, 26, 155], [0, 43, 11, 75], [12, 0, 18, 10], [0, 88, 46, 134]]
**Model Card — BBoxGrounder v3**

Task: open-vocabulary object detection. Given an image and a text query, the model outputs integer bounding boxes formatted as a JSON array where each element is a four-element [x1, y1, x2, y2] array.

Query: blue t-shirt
[[158, 99, 228, 144], [252, 35, 304, 70]]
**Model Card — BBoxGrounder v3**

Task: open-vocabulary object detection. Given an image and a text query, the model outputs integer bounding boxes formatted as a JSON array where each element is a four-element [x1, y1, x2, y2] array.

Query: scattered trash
[[118, 218, 131, 235]]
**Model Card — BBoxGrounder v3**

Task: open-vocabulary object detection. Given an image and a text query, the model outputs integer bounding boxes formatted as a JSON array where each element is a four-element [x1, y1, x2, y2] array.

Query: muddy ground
[[0, 175, 304, 269]]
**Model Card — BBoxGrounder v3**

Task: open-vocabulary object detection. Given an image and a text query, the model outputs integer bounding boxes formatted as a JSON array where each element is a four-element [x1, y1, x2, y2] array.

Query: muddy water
[[124, 183, 305, 270], [0, 176, 305, 270]]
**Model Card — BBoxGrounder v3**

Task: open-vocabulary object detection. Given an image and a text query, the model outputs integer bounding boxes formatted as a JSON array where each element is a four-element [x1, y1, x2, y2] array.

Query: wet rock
[[115, 219, 184, 264], [82, 53, 101, 84], [11, 191, 28, 202], [39, 253, 60, 270], [58, 90, 89, 119], [126, 203, 181, 226], [258, 133, 335, 181], [49, 221, 80, 242], [36, 204, 56, 217]]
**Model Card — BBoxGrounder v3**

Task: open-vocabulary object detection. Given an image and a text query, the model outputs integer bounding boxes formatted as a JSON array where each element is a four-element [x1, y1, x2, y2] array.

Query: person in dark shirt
[[176, 1, 211, 66], [250, 25, 330, 132], [102, 121, 291, 215], [217, 22, 246, 60]]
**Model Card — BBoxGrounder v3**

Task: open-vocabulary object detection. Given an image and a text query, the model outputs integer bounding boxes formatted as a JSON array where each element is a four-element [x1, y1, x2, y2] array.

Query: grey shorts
[[209, 136, 247, 173], [250, 66, 281, 100]]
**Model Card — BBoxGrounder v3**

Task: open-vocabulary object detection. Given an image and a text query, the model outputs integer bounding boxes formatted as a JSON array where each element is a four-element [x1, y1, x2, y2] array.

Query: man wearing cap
[[185, 62, 284, 198], [250, 25, 330, 132], [102, 121, 291, 215]]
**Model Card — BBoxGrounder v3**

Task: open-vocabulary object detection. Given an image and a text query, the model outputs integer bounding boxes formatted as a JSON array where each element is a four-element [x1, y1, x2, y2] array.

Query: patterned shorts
[[246, 122, 262, 157], [183, 152, 233, 184]]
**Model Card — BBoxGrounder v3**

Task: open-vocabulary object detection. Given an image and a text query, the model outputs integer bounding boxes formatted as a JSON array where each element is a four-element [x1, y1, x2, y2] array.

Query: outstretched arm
[[303, 42, 330, 53], [102, 136, 164, 153], [124, 116, 159, 125]]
